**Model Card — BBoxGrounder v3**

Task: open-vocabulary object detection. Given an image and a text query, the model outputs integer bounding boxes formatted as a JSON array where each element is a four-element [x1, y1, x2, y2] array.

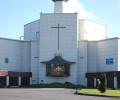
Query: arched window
[[5, 58, 8, 63]]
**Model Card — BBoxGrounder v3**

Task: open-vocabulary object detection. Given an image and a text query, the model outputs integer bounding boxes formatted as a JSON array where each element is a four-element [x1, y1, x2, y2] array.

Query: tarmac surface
[[0, 88, 119, 100]]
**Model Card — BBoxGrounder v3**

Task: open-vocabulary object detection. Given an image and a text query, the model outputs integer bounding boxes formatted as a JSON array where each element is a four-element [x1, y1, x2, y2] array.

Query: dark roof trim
[[47, 74, 70, 77], [52, 0, 68, 2], [41, 56, 75, 64], [0, 70, 32, 77]]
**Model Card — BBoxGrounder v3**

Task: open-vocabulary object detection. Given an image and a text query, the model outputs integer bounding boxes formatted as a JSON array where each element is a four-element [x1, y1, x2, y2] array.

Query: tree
[[99, 72, 107, 93]]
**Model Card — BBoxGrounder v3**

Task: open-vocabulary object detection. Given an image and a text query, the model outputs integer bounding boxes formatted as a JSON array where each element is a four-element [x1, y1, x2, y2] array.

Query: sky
[[0, 0, 120, 39]]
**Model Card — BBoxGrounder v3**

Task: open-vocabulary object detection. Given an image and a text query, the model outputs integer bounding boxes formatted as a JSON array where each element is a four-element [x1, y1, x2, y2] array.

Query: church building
[[0, 0, 120, 89]]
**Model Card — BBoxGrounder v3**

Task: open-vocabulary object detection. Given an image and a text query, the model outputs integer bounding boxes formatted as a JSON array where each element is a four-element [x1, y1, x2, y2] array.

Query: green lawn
[[78, 89, 120, 97]]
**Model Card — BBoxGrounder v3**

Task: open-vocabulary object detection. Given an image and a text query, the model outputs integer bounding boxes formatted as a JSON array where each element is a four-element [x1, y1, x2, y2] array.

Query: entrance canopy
[[0, 70, 32, 77], [41, 56, 75, 64], [0, 70, 32, 87]]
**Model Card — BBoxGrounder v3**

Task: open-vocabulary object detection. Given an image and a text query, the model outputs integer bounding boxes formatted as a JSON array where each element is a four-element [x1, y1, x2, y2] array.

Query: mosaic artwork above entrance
[[46, 63, 70, 77], [41, 55, 75, 77]]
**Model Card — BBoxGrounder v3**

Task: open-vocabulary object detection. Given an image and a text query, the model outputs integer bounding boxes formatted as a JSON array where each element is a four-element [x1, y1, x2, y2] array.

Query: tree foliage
[[99, 72, 107, 93]]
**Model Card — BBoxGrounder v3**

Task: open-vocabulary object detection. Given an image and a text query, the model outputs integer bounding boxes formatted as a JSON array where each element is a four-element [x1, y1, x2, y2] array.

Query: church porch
[[0, 70, 32, 87], [86, 71, 120, 89]]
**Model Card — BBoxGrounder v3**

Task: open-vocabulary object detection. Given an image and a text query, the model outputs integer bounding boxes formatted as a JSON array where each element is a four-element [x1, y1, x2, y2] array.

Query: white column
[[114, 77, 117, 89], [6, 76, 9, 87], [19, 77, 21, 86], [85, 78, 88, 87], [85, 78, 87, 87], [94, 78, 96, 87]]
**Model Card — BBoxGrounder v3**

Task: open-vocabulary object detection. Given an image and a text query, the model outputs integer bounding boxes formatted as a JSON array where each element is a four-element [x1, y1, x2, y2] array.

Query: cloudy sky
[[0, 0, 120, 39]]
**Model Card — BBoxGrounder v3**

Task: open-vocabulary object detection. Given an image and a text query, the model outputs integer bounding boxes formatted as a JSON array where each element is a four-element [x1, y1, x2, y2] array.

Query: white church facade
[[0, 0, 120, 88]]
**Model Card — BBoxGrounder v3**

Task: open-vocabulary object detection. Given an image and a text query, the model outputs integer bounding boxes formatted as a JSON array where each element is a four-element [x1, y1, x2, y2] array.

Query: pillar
[[114, 77, 117, 89], [6, 76, 9, 87], [94, 78, 96, 87], [85, 78, 87, 87], [19, 77, 21, 86]]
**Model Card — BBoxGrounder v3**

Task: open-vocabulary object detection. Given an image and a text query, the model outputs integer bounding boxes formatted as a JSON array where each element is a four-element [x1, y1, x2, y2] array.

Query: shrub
[[99, 72, 107, 93], [65, 82, 74, 86], [30, 82, 86, 88]]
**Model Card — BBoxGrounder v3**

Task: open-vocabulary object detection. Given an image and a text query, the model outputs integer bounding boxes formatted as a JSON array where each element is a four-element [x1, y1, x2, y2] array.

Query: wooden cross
[[51, 23, 66, 50]]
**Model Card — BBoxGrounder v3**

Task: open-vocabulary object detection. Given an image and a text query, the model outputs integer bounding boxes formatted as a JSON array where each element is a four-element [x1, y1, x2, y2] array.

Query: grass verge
[[78, 89, 120, 97]]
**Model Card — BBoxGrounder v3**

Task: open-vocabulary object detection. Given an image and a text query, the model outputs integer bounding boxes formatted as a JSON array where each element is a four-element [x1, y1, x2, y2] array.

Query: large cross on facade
[[51, 23, 66, 50]]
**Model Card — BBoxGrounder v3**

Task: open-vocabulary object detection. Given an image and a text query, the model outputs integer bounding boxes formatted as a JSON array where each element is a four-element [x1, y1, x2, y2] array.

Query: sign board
[[5, 58, 8, 63], [106, 58, 113, 65]]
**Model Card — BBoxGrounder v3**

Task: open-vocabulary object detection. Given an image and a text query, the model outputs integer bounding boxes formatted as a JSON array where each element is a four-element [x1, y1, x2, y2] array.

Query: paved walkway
[[0, 88, 119, 100]]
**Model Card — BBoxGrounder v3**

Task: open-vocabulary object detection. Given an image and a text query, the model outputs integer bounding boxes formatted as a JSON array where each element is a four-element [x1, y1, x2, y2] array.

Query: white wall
[[0, 38, 32, 73], [0, 38, 40, 84], [87, 41, 97, 73], [22, 42, 31, 72], [39, 13, 78, 84], [24, 19, 40, 41], [77, 41, 87, 86], [79, 19, 107, 41], [30, 41, 39, 84], [117, 38, 120, 71], [0, 38, 23, 72], [78, 38, 119, 85], [96, 38, 118, 72]]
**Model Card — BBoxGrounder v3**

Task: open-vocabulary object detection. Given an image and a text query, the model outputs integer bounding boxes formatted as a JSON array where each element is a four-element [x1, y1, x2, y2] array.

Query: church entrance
[[117, 77, 120, 88], [9, 77, 18, 86], [21, 77, 30, 86], [0, 70, 32, 87], [0, 77, 6, 86], [107, 77, 114, 88], [87, 78, 94, 87], [86, 71, 120, 88]]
